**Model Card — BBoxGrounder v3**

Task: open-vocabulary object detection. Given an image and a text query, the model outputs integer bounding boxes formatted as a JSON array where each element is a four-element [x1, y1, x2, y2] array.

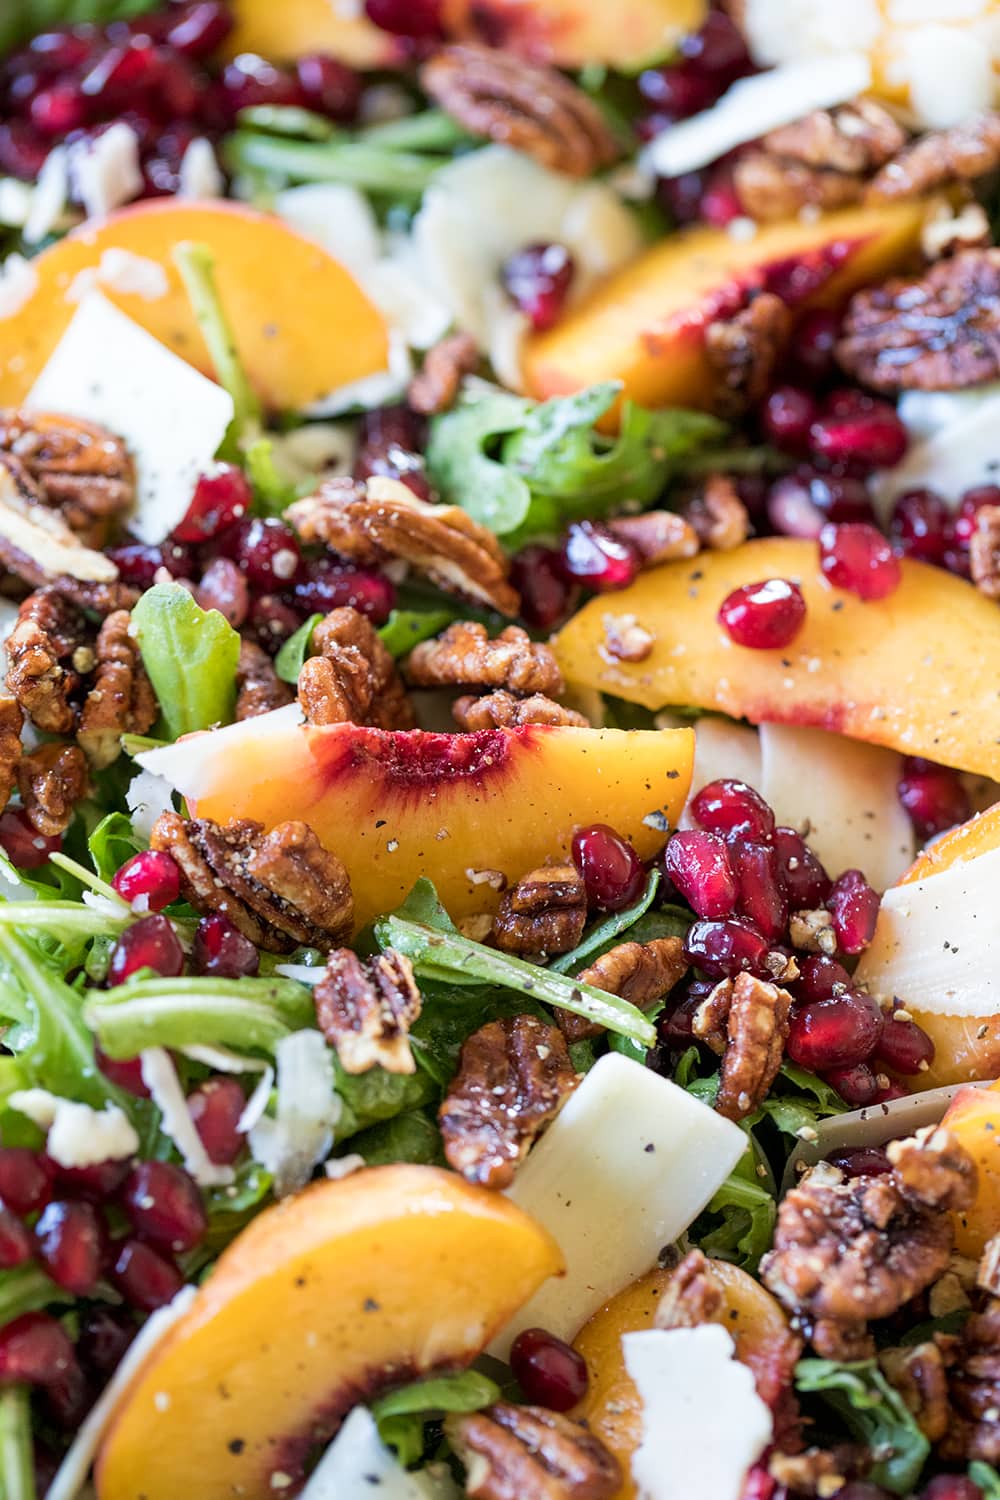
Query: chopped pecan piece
[[491, 863, 587, 957], [6, 587, 87, 736], [734, 152, 866, 223], [601, 613, 654, 663], [235, 639, 294, 721], [705, 293, 791, 415], [447, 1403, 621, 1500], [922, 199, 991, 260], [970, 504, 1000, 600], [77, 609, 157, 768], [767, 1450, 847, 1497], [939, 1298, 1000, 1462], [420, 45, 619, 179], [881, 1341, 951, 1443], [0, 410, 134, 546], [693, 973, 792, 1122], [313, 947, 422, 1074], [887, 1127, 979, 1212], [869, 111, 1000, 202], [297, 607, 415, 729], [605, 510, 699, 565], [16, 743, 90, 837], [655, 1248, 726, 1330], [0, 457, 120, 590], [453, 691, 589, 731], [408, 332, 479, 416], [838, 249, 1000, 392], [52, 578, 141, 616], [683, 473, 751, 552], [439, 1014, 576, 1189], [150, 812, 353, 953], [0, 696, 22, 807], [561, 936, 687, 1043], [405, 622, 562, 697], [766, 100, 906, 175]]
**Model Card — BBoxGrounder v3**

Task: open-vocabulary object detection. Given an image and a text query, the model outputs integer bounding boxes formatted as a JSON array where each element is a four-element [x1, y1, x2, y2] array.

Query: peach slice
[[138, 708, 694, 931], [941, 1081, 1000, 1259], [225, 0, 407, 66], [0, 201, 389, 412], [522, 199, 929, 412], [555, 537, 1000, 778], [96, 1165, 563, 1500]]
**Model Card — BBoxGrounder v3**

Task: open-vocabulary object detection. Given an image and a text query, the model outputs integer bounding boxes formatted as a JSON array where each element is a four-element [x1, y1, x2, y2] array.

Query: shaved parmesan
[[125, 769, 175, 842], [140, 1047, 235, 1188], [0, 463, 117, 583], [874, 387, 1000, 513], [68, 123, 141, 219], [274, 183, 381, 277], [302, 1408, 442, 1499], [137, 702, 303, 795], [23, 147, 68, 246], [903, 23, 994, 126], [9, 1091, 138, 1168], [248, 1029, 340, 1196], [177, 137, 223, 201]]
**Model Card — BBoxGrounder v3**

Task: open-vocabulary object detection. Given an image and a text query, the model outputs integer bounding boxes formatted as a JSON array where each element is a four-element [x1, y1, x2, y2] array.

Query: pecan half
[[17, 743, 90, 837], [683, 473, 751, 552], [77, 610, 157, 769], [0, 697, 22, 808], [705, 293, 791, 415], [235, 638, 294, 721], [693, 973, 792, 1123], [868, 111, 1000, 202], [655, 1248, 726, 1330], [6, 587, 87, 736], [492, 863, 586, 957], [453, 690, 589, 731], [447, 1403, 621, 1500], [297, 607, 414, 729], [420, 45, 619, 180], [408, 332, 479, 416], [150, 813, 353, 953], [837, 249, 1000, 392], [0, 457, 120, 590], [439, 1014, 576, 1189], [0, 409, 134, 546], [286, 476, 519, 616], [970, 504, 1000, 600], [734, 152, 866, 223], [881, 1341, 951, 1443], [313, 947, 422, 1074], [561, 936, 687, 1043], [405, 622, 562, 697], [766, 100, 906, 175]]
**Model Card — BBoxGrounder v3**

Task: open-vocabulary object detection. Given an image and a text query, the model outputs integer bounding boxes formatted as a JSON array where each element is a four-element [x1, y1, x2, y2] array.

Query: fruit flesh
[[96, 1166, 564, 1499], [139, 712, 694, 931], [555, 538, 1000, 778], [0, 201, 390, 413], [942, 1082, 1000, 1259], [522, 200, 930, 412]]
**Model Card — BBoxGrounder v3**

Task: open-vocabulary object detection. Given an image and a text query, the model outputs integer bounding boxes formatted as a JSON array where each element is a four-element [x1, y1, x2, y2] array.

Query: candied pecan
[[683, 474, 751, 552], [734, 152, 866, 223], [605, 510, 699, 565], [439, 1014, 576, 1189], [447, 1403, 621, 1500], [694, 973, 791, 1122], [287, 476, 519, 617], [51, 577, 141, 616], [705, 293, 791, 416], [0, 410, 134, 546], [837, 249, 1000, 392], [0, 696, 21, 808], [408, 332, 479, 416], [77, 609, 157, 769], [869, 112, 1000, 202], [0, 456, 120, 590], [939, 1298, 1000, 1462], [453, 690, 589, 731], [235, 638, 294, 721], [979, 1235, 1000, 1298], [5, 587, 87, 736], [420, 45, 619, 180], [922, 199, 991, 261], [887, 1127, 978, 1213], [881, 1341, 951, 1443], [150, 812, 354, 953], [766, 100, 906, 175], [16, 743, 90, 837], [405, 622, 562, 697], [560, 936, 687, 1043], [298, 607, 415, 730], [970, 504, 1000, 600], [768, 1450, 847, 1498], [601, 613, 654, 664], [655, 1249, 726, 1330], [491, 863, 586, 957], [313, 947, 422, 1074]]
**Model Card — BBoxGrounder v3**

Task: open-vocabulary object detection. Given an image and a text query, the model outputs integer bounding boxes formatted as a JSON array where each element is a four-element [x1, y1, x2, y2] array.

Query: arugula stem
[[0, 1386, 35, 1500], [550, 872, 659, 975], [173, 241, 261, 438], [0, 1266, 67, 1329], [0, 903, 128, 937], [225, 134, 449, 198], [360, 110, 472, 151], [85, 976, 315, 1060]]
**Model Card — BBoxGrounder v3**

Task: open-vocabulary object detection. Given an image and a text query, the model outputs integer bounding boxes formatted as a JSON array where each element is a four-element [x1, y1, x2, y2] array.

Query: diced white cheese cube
[[300, 1408, 442, 1499]]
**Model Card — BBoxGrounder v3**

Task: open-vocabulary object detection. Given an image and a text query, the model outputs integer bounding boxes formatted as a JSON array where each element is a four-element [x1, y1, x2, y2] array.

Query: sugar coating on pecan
[[705, 293, 791, 415], [0, 696, 22, 809], [17, 742, 90, 837], [693, 972, 792, 1123], [235, 638, 294, 721], [6, 587, 88, 736], [77, 609, 157, 769], [605, 509, 700, 565], [313, 947, 422, 1074], [150, 812, 354, 953], [405, 622, 562, 697], [447, 1403, 621, 1500], [298, 607, 415, 730], [453, 690, 589, 731], [837, 249, 1000, 392], [0, 409, 134, 546], [286, 476, 519, 616], [683, 473, 751, 552], [439, 1014, 577, 1189], [408, 332, 479, 416], [970, 504, 1000, 600], [868, 111, 1000, 202], [420, 45, 619, 180], [491, 863, 587, 957], [560, 936, 688, 1043]]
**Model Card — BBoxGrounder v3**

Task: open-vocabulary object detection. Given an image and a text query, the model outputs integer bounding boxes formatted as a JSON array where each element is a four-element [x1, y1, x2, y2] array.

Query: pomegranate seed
[[96, 1046, 150, 1098], [827, 869, 880, 954], [637, 64, 717, 120], [560, 520, 639, 591], [42, 1361, 90, 1429], [196, 556, 250, 628], [921, 1476, 983, 1500], [510, 545, 576, 630], [30, 83, 90, 135], [766, 474, 827, 540], [663, 830, 737, 919], [108, 914, 185, 984], [188, 1077, 246, 1166], [788, 309, 840, 385], [680, 10, 750, 78], [113, 850, 180, 912], [35, 1201, 103, 1294], [164, 1, 233, 58], [121, 1161, 206, 1252], [793, 954, 851, 1001], [691, 779, 775, 840], [82, 38, 165, 104], [113, 1238, 183, 1310], [78, 1307, 136, 1379], [698, 166, 742, 228], [874, 1081, 909, 1103], [826, 1146, 892, 1178], [355, 405, 431, 499], [741, 1466, 778, 1500], [730, 839, 788, 941], [292, 560, 395, 624], [889, 488, 952, 564], [248, 594, 304, 653], [28, 28, 98, 70], [898, 757, 970, 840], [955, 484, 1000, 544], [823, 1061, 879, 1107], [502, 243, 575, 331], [572, 824, 645, 912], [172, 465, 250, 544], [52, 1157, 130, 1202], [192, 912, 260, 979], [809, 403, 908, 472], [0, 121, 50, 180], [295, 54, 361, 122], [365, 0, 445, 36], [235, 517, 303, 591], [0, 1148, 53, 1215], [684, 918, 769, 979], [786, 989, 884, 1070], [0, 1313, 75, 1387], [875, 1011, 935, 1075], [155, 49, 202, 117], [219, 53, 303, 120], [142, 124, 201, 197], [718, 577, 806, 649], [657, 170, 706, 226], [0, 808, 61, 868], [761, 386, 819, 453], [0, 1208, 33, 1270], [767, 469, 873, 540], [774, 827, 830, 909], [510, 1327, 588, 1411], [819, 522, 902, 601]]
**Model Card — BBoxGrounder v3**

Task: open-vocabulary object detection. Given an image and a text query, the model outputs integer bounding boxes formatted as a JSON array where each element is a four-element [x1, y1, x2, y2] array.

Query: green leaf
[[131, 583, 240, 739], [0, 0, 154, 53], [0, 1264, 69, 1327], [549, 871, 661, 974], [425, 387, 539, 535], [88, 811, 146, 886], [223, 133, 450, 201], [0, 1385, 35, 1500], [796, 1358, 930, 1494], [379, 609, 456, 660], [695, 1146, 776, 1272], [85, 975, 315, 1060], [172, 242, 261, 441], [244, 437, 301, 516], [971, 1463, 1000, 1499], [347, 1109, 444, 1167], [236, 105, 337, 141], [275, 614, 322, 685], [758, 1063, 848, 1138], [333, 1060, 436, 1143], [373, 1370, 500, 1467]]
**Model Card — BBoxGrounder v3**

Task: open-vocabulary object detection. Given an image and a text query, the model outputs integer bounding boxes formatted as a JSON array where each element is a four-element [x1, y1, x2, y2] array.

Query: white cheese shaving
[[140, 1047, 235, 1188], [248, 1029, 340, 1196], [901, 23, 994, 126], [0, 253, 39, 318], [738, 0, 882, 64], [8, 1090, 138, 1168], [273, 962, 323, 985], [324, 1152, 365, 1180], [69, 123, 142, 220], [300, 1408, 440, 1499], [0, 179, 34, 229], [0, 463, 118, 583], [94, 248, 169, 300], [306, 328, 412, 416], [873, 387, 1000, 512], [125, 769, 175, 842], [23, 146, 68, 246], [177, 136, 224, 201]]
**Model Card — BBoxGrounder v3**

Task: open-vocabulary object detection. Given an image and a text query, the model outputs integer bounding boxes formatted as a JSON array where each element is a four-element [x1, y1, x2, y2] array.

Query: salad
[[0, 0, 1000, 1496]]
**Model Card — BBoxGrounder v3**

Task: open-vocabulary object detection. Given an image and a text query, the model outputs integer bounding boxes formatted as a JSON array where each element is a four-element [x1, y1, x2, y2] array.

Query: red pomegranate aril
[[172, 464, 250, 544], [295, 54, 361, 122], [786, 989, 883, 1071], [30, 83, 91, 136], [108, 913, 185, 984], [249, 594, 304, 652], [52, 1156, 130, 1202], [741, 1465, 778, 1500], [657, 169, 706, 226], [768, 469, 874, 540], [761, 385, 819, 453], [357, 403, 425, 464], [192, 911, 260, 979], [788, 308, 840, 385], [0, 1208, 33, 1270], [511, 545, 576, 630], [510, 1327, 589, 1411], [680, 10, 750, 78], [898, 757, 970, 840], [0, 121, 50, 180], [0, 808, 61, 868], [155, 49, 202, 117], [502, 243, 575, 331], [875, 1012, 935, 1075], [823, 1061, 879, 1107], [663, 830, 737, 919], [29, 28, 98, 70], [637, 64, 717, 121], [0, 1149, 52, 1216], [793, 954, 851, 1002], [560, 520, 639, 592], [164, 1, 233, 58], [827, 868, 880, 954], [572, 824, 646, 912], [219, 53, 303, 119], [35, 1201, 103, 1294], [81, 39, 163, 103], [196, 556, 250, 628], [684, 918, 769, 979], [766, 474, 826, 539], [773, 827, 830, 909], [121, 1161, 207, 1253], [96, 1046, 150, 1098], [874, 1081, 908, 1103], [112, 850, 181, 912], [809, 404, 908, 472], [730, 838, 788, 941], [236, 517, 303, 591], [691, 778, 775, 840], [826, 1146, 892, 1178], [718, 577, 806, 650], [819, 522, 902, 601], [955, 484, 1000, 544], [921, 1476, 984, 1500], [889, 488, 952, 564], [42, 1360, 90, 1429], [699, 165, 742, 228], [292, 561, 395, 624], [113, 1238, 183, 1310], [188, 1077, 246, 1166], [77, 1306, 136, 1379], [0, 1312, 76, 1387], [365, 0, 445, 36], [106, 541, 165, 586]]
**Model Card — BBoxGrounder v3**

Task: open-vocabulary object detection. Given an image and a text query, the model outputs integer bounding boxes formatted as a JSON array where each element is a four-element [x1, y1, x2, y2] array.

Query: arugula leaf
[[0, 0, 153, 53], [275, 614, 322, 685], [694, 1143, 776, 1272], [796, 1359, 930, 1494], [550, 871, 661, 974], [333, 1060, 436, 1143], [236, 105, 338, 141], [224, 132, 451, 201], [758, 1063, 847, 1138], [88, 811, 146, 886], [244, 437, 302, 515], [425, 387, 535, 535], [173, 242, 261, 442], [379, 609, 456, 659], [347, 1109, 444, 1167], [971, 1463, 1000, 1499], [85, 976, 315, 1060], [131, 583, 240, 740], [373, 1370, 499, 1466], [0, 1265, 69, 1327]]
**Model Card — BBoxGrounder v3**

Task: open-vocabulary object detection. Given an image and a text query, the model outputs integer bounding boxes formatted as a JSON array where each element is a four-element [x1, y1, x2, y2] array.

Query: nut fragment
[[880, 1341, 951, 1443], [297, 606, 415, 729], [605, 510, 699, 565], [448, 1403, 621, 1500], [705, 293, 791, 415], [0, 696, 22, 808], [0, 456, 120, 588], [420, 45, 619, 179], [970, 504, 1000, 600], [0, 409, 135, 545], [77, 609, 157, 768], [766, 100, 906, 176], [560, 936, 687, 1043], [408, 332, 479, 416], [6, 587, 87, 736], [734, 152, 866, 223], [235, 639, 294, 721], [453, 691, 589, 731], [938, 1269, 1000, 1462], [654, 1248, 726, 1330], [492, 863, 587, 957], [683, 474, 750, 552], [405, 622, 562, 697], [868, 111, 1000, 202], [693, 972, 792, 1122], [439, 1014, 577, 1189], [601, 614, 654, 664], [314, 947, 422, 1074], [16, 742, 90, 837]]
